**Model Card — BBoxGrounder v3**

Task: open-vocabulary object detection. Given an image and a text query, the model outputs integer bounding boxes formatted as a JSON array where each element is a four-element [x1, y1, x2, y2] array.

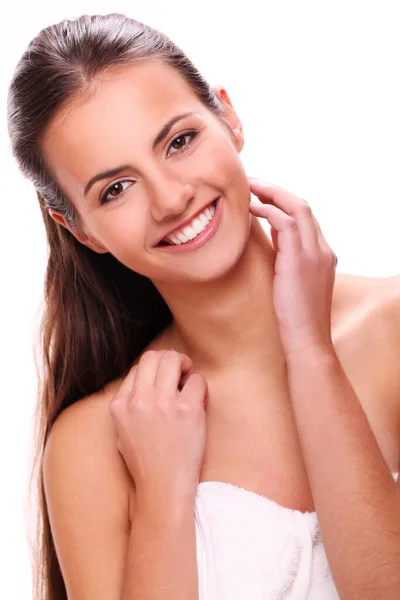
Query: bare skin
[[41, 60, 400, 529], [93, 271, 400, 527]]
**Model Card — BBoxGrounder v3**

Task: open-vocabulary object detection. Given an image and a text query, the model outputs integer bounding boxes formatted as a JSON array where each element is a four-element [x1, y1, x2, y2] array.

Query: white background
[[1, 1, 399, 597]]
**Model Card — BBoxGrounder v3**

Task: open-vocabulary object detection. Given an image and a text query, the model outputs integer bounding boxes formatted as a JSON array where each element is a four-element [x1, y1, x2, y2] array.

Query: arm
[[286, 344, 400, 600], [43, 395, 199, 600], [247, 180, 400, 598], [121, 494, 198, 600]]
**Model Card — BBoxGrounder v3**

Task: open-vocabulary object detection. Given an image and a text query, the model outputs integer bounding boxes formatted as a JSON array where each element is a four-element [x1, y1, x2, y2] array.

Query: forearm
[[286, 346, 400, 599], [121, 495, 198, 600]]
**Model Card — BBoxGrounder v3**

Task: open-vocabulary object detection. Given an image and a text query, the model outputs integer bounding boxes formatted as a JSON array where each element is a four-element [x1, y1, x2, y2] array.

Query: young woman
[[7, 13, 400, 600]]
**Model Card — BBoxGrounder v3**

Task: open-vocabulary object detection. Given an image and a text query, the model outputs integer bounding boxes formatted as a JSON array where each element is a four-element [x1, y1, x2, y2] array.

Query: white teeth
[[176, 232, 188, 243], [163, 201, 217, 245], [182, 226, 197, 240], [169, 234, 182, 244], [199, 213, 209, 227], [191, 217, 206, 234]]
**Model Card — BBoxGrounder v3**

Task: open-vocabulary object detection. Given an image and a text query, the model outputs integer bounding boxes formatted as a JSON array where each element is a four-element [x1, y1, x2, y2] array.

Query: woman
[[7, 13, 400, 600]]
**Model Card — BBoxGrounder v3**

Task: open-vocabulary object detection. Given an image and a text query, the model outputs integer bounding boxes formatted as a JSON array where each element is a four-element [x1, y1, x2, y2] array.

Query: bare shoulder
[[43, 378, 135, 597], [332, 271, 400, 346], [45, 376, 131, 488], [44, 372, 135, 505], [45, 323, 179, 512], [332, 272, 400, 465], [332, 272, 400, 377], [332, 272, 397, 331]]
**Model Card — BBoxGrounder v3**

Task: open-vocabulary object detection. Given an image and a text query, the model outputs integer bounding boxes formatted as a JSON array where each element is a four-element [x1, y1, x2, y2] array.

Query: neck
[[153, 216, 287, 378]]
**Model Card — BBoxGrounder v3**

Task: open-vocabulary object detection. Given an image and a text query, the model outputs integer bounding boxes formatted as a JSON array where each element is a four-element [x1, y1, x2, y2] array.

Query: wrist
[[135, 485, 196, 522], [284, 341, 336, 365]]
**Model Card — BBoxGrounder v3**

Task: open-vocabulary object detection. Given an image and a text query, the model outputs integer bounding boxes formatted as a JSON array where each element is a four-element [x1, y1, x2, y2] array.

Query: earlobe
[[79, 236, 109, 254]]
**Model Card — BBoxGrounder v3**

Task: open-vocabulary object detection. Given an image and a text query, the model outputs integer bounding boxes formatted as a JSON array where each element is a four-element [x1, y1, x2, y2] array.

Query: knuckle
[[176, 401, 191, 416], [324, 248, 335, 261], [192, 372, 205, 383], [142, 350, 158, 361], [108, 398, 120, 415], [287, 217, 298, 232], [162, 349, 179, 360], [298, 200, 312, 214]]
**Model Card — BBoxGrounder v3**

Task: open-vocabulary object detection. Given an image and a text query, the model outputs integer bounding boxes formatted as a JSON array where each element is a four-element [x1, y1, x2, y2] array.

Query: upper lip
[[153, 197, 219, 246]]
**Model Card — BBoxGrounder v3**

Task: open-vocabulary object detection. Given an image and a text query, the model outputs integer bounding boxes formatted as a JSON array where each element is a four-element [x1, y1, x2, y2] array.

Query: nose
[[148, 175, 196, 222]]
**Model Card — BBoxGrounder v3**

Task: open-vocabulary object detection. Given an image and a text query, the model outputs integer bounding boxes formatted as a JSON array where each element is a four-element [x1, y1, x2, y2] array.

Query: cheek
[[193, 142, 245, 199], [95, 212, 146, 259]]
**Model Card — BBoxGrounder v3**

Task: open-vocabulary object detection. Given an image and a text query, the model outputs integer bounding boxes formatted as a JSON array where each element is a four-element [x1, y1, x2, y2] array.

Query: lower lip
[[156, 197, 222, 253]]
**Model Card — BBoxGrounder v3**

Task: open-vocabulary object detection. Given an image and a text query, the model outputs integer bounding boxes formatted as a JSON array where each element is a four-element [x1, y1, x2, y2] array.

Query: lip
[[155, 196, 222, 253], [153, 197, 221, 247]]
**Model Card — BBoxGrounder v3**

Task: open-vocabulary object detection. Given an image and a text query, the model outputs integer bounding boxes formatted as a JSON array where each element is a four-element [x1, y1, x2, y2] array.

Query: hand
[[108, 349, 208, 509], [248, 177, 338, 359]]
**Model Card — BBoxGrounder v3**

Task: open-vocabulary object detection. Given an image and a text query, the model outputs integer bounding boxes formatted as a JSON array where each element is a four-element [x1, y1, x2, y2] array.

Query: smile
[[156, 197, 222, 253]]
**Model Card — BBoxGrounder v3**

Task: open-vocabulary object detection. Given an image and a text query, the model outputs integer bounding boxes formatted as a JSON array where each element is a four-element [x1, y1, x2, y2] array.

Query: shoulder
[[332, 272, 400, 407], [377, 274, 400, 397], [45, 377, 125, 464], [332, 272, 400, 453], [44, 375, 134, 523], [332, 272, 400, 348], [380, 274, 400, 339]]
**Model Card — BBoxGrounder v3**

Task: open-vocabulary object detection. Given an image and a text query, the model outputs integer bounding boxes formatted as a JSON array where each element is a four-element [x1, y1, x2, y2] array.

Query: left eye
[[167, 130, 198, 156], [100, 180, 133, 205]]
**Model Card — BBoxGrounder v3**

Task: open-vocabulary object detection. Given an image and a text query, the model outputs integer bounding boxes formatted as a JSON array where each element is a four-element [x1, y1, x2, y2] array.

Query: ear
[[48, 210, 108, 254], [212, 84, 244, 152]]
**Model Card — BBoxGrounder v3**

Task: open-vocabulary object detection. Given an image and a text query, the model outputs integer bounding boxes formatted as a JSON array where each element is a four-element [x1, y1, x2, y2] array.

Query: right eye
[[99, 180, 134, 205]]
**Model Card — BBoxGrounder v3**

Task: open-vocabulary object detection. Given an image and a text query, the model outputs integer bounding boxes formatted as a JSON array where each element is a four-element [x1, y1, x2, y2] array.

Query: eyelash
[[99, 130, 199, 205]]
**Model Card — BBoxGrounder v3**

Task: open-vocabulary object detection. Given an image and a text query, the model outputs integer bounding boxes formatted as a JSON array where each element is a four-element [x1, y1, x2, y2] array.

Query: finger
[[249, 203, 302, 254], [116, 360, 139, 397], [271, 226, 278, 253], [312, 214, 329, 248], [154, 350, 193, 396], [180, 372, 208, 408], [132, 350, 162, 398], [249, 180, 319, 251]]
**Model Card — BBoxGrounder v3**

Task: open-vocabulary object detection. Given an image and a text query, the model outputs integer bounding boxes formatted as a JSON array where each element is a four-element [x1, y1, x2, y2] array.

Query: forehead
[[41, 61, 207, 196]]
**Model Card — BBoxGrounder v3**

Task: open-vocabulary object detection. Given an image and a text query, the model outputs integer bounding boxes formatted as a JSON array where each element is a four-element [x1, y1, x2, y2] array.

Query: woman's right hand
[[108, 349, 208, 508]]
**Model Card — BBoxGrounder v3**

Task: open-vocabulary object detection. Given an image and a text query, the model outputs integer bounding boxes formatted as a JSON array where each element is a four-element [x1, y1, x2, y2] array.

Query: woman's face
[[42, 60, 252, 284]]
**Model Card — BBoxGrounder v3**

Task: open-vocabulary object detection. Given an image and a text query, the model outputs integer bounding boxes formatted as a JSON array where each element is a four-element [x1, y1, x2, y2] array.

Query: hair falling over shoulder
[[7, 13, 225, 599]]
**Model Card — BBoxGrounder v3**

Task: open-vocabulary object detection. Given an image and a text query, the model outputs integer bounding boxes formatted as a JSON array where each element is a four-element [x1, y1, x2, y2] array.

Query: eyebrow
[[83, 111, 196, 197]]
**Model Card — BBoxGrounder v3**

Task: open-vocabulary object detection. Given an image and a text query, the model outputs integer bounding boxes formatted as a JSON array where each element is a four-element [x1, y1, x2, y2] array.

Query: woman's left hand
[[248, 177, 338, 360]]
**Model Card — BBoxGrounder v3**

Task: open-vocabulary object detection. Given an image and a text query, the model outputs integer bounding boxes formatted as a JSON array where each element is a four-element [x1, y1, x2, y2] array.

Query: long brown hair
[[7, 13, 226, 599]]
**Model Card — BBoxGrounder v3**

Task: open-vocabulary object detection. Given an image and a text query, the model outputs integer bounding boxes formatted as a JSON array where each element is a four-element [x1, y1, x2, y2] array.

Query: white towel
[[194, 472, 399, 599]]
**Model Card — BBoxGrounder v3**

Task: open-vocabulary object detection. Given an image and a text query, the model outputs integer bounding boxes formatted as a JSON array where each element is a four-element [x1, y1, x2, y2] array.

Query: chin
[[174, 232, 250, 284]]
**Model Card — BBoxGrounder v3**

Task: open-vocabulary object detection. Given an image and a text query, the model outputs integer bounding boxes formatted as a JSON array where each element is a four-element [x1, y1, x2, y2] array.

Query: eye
[[100, 180, 134, 205], [167, 130, 198, 157]]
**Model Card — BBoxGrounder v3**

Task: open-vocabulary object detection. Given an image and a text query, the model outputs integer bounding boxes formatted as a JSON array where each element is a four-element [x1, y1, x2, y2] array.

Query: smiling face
[[42, 60, 252, 284]]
